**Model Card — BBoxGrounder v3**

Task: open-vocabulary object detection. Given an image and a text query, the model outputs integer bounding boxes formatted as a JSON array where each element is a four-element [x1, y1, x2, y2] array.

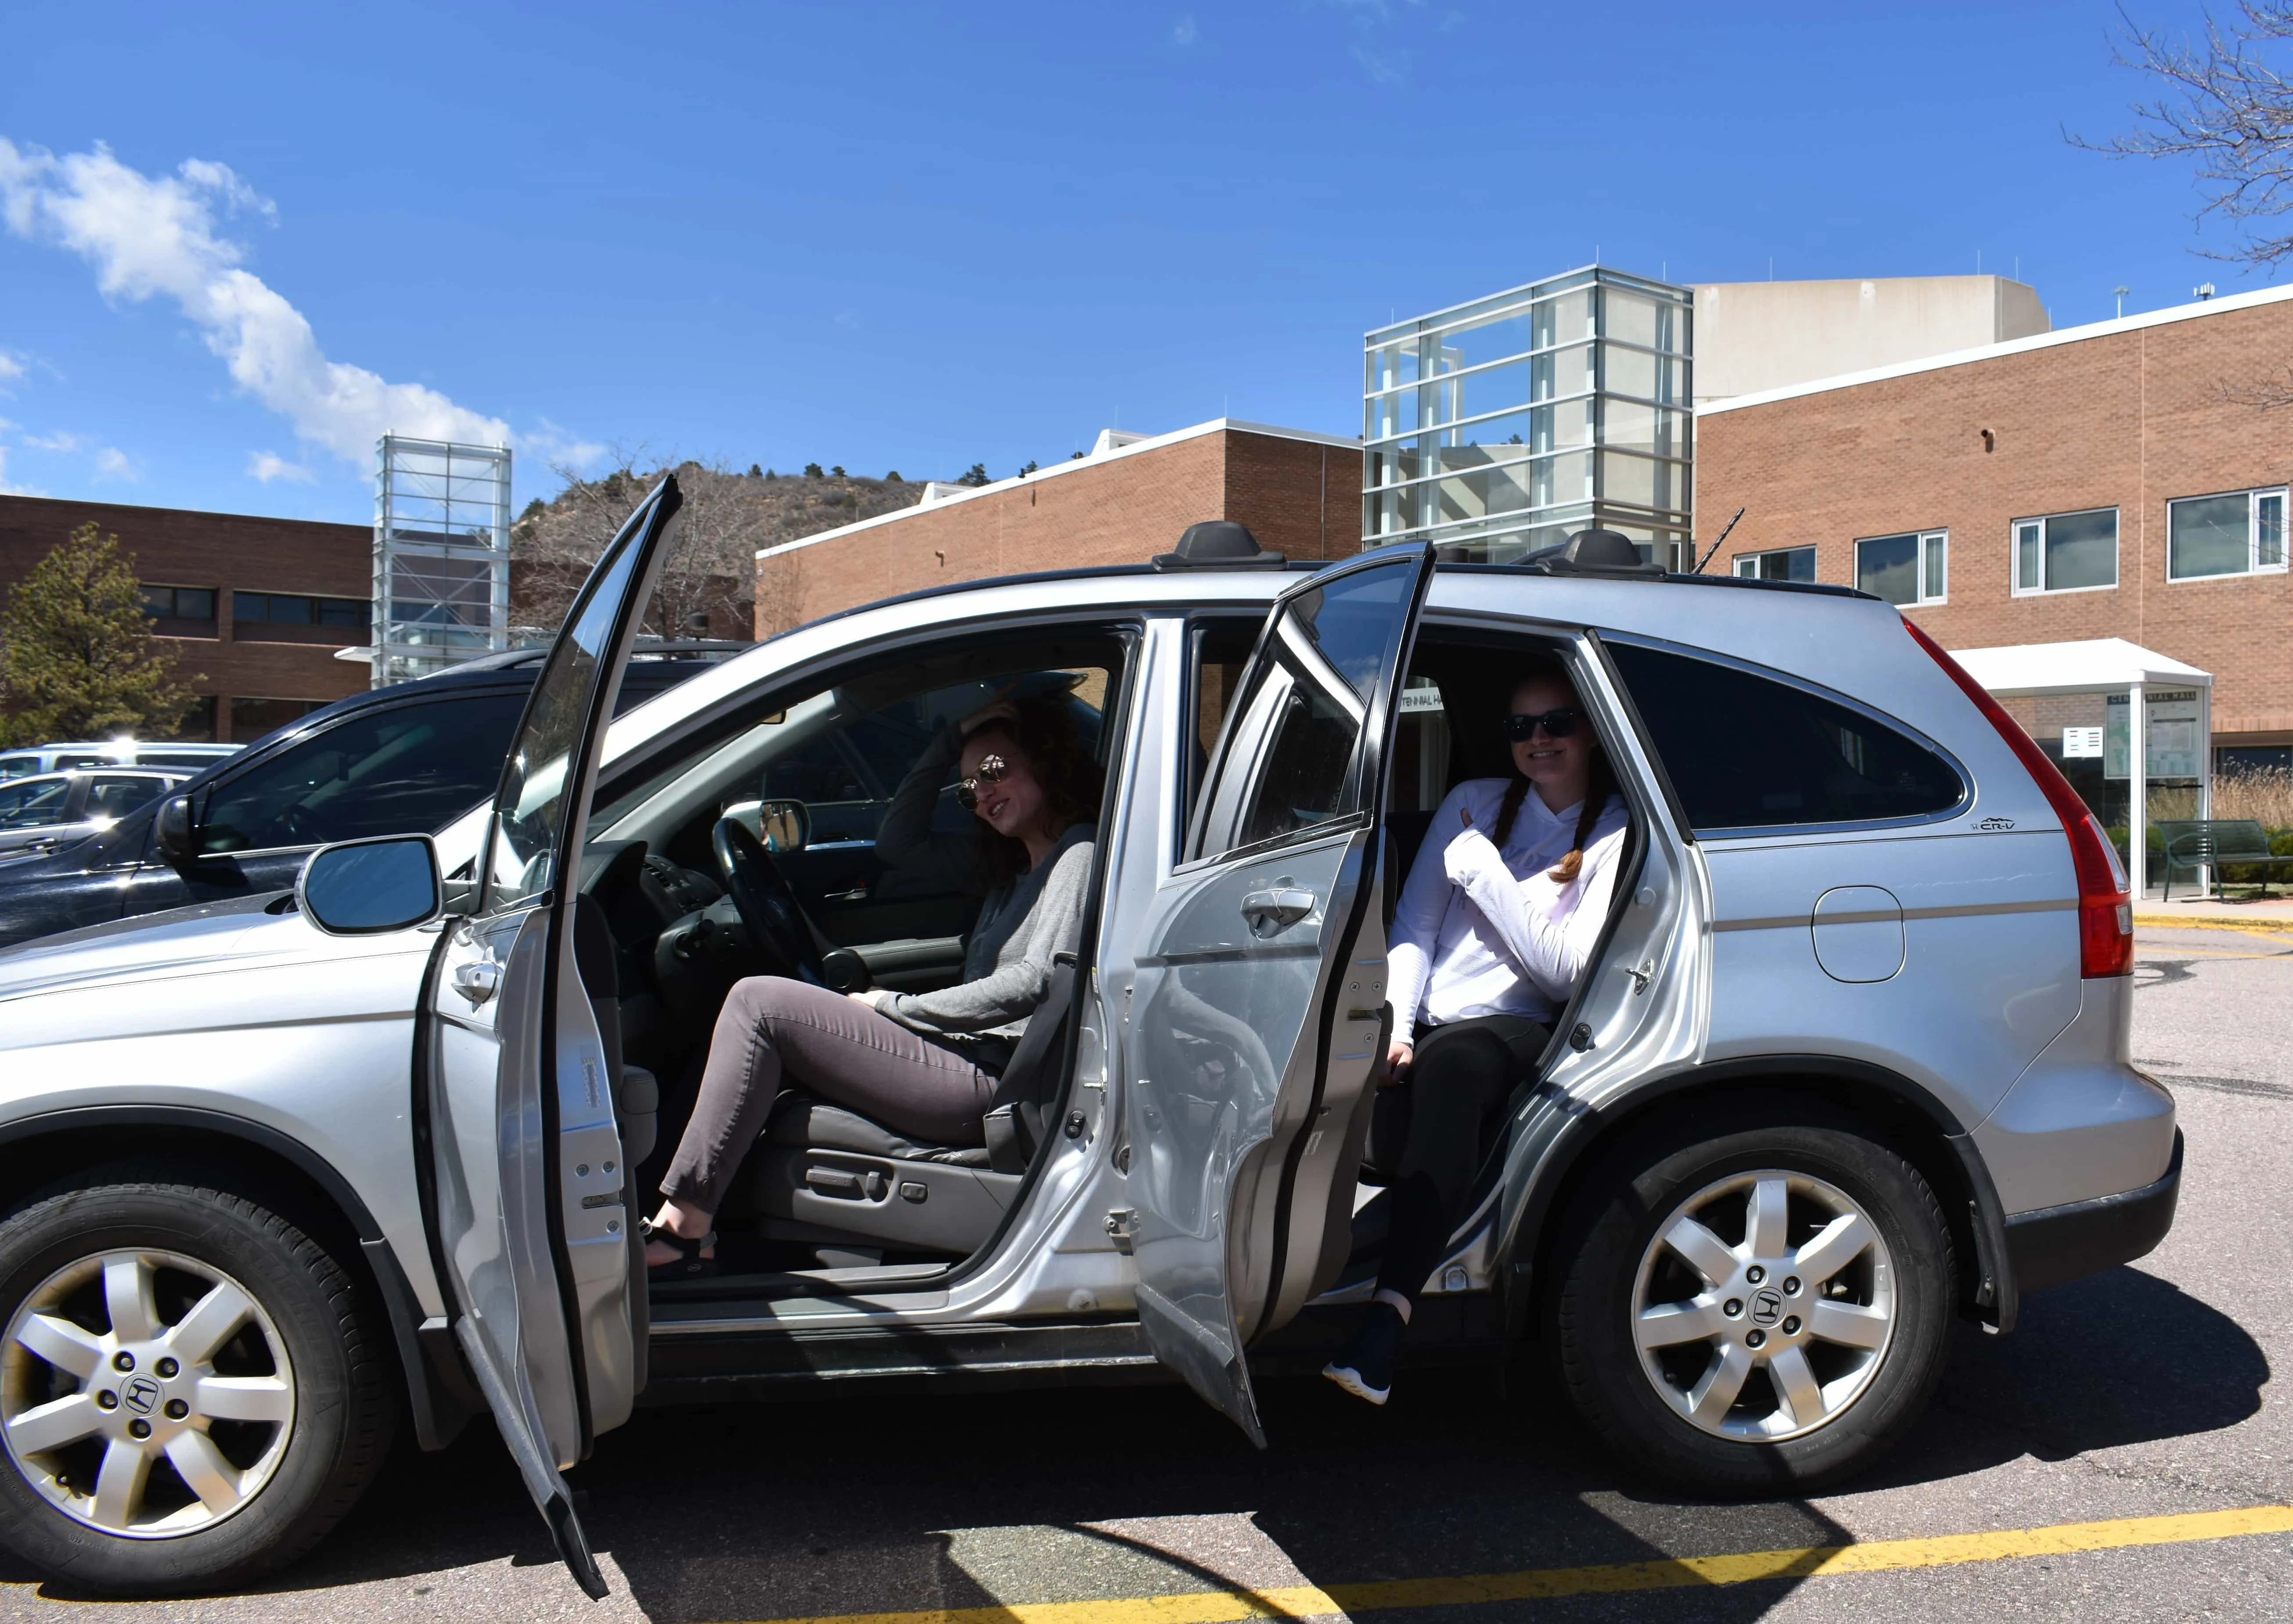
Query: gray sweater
[[873, 725, 1094, 1057]]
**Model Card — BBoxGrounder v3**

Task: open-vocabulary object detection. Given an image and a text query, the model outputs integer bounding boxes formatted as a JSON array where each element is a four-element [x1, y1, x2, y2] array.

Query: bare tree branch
[[2073, 2, 2293, 269]]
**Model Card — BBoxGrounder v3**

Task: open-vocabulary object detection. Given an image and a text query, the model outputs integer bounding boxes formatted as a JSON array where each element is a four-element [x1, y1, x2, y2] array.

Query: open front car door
[[1123, 543, 1434, 1444], [424, 477, 681, 1597]]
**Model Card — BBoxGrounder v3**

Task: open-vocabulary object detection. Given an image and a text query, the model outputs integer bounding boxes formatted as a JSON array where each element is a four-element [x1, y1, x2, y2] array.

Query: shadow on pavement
[[2, 1263, 2261, 1620]]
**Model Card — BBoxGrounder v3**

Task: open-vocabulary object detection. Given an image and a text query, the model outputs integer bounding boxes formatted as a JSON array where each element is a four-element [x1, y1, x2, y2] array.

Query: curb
[[2133, 912, 2293, 937]]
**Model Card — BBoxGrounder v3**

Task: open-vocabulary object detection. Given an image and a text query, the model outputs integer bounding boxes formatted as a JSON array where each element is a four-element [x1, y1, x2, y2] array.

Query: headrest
[[1152, 520, 1287, 571]]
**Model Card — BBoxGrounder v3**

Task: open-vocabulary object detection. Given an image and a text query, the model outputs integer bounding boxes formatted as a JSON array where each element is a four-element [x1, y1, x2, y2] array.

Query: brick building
[[0, 494, 372, 742], [752, 420, 1359, 633], [1696, 284, 2293, 768]]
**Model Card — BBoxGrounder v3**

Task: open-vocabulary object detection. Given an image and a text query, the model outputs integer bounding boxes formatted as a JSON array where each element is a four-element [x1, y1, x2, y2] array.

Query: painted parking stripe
[[747, 1505, 2293, 1624]]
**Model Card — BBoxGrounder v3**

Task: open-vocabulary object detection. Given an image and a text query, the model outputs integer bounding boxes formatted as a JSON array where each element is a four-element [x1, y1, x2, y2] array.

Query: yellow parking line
[[749, 1505, 2293, 1624]]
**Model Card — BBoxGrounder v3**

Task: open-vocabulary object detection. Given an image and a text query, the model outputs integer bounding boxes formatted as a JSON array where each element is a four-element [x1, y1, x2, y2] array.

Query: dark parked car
[[0, 642, 740, 949]]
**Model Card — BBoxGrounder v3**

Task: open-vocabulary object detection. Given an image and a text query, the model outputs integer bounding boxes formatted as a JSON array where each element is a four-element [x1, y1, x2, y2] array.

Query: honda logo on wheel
[[1750, 1290, 1784, 1327], [121, 1376, 161, 1415]]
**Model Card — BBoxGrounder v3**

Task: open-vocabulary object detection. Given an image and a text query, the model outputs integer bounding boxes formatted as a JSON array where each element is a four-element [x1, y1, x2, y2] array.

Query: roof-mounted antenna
[[1690, 507, 1747, 575]]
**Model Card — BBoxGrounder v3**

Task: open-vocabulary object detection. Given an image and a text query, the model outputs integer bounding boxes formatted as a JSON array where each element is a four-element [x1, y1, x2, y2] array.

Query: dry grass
[[2214, 765, 2293, 829]]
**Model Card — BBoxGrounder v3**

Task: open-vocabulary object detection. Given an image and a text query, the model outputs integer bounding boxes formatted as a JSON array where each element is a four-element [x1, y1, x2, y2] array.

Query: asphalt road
[[5, 922, 2290, 1624]]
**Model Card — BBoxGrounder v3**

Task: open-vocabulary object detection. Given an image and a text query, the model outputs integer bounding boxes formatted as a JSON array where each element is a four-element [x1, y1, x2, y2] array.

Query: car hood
[[0, 890, 431, 1007]]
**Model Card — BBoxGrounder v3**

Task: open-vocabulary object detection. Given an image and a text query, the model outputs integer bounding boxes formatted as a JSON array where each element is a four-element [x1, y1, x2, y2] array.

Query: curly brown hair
[[960, 693, 1105, 885]]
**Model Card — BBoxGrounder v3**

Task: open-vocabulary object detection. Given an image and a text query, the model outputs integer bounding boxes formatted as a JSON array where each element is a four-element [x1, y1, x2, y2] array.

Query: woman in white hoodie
[[1323, 662, 1630, 1405]]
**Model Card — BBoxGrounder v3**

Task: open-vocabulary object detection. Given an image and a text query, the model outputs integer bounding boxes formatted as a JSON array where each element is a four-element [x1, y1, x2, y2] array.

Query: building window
[[2167, 488, 2288, 581], [1855, 530, 1947, 605], [139, 586, 217, 624], [232, 593, 372, 632], [1733, 546, 1816, 583], [2011, 507, 2117, 595], [228, 697, 329, 744]]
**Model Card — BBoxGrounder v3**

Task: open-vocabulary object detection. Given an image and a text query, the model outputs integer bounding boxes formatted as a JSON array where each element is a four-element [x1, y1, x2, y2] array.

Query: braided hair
[[1490, 672, 1618, 883]]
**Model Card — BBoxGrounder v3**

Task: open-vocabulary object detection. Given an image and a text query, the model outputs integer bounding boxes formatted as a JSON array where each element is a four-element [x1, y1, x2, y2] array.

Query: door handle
[[452, 959, 502, 1006], [823, 884, 871, 902], [1240, 887, 1316, 935]]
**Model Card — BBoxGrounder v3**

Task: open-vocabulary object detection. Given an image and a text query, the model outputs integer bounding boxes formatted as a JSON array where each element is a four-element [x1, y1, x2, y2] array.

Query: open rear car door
[[424, 477, 681, 1597], [1123, 543, 1434, 1444]]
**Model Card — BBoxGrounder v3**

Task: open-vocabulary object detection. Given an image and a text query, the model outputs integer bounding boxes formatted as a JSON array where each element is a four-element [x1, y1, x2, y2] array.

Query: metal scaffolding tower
[[372, 436, 511, 686]]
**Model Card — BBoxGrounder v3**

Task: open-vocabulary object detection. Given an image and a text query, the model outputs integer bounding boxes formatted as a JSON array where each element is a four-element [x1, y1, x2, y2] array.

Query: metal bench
[[2156, 818, 2293, 901]]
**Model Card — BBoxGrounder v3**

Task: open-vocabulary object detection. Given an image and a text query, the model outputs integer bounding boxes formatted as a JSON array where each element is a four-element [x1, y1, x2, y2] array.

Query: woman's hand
[[958, 697, 1021, 735], [847, 988, 887, 1011], [1382, 1038, 1414, 1085]]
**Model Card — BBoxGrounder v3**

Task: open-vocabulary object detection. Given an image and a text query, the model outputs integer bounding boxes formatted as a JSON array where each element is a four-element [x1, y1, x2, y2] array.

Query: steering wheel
[[711, 816, 826, 984]]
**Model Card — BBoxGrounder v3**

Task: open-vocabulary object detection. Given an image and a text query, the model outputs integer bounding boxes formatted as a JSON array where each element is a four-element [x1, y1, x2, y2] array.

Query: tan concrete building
[[1695, 282, 2293, 771], [0, 494, 372, 741], [753, 420, 1359, 633], [1693, 274, 2052, 406]]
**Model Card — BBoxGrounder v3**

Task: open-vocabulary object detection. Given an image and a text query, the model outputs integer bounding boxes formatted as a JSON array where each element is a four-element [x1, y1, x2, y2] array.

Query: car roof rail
[[1151, 520, 1288, 571], [1516, 528, 1666, 579]]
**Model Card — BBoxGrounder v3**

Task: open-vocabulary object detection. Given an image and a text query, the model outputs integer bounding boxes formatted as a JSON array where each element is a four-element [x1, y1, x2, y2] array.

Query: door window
[[1607, 641, 1965, 833], [198, 693, 526, 853], [1192, 562, 1418, 860], [85, 775, 169, 821], [0, 779, 71, 828]]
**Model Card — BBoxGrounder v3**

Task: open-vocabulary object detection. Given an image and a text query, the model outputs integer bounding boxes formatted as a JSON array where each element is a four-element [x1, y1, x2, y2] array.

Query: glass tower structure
[[1362, 266, 1694, 565], [372, 435, 512, 686]]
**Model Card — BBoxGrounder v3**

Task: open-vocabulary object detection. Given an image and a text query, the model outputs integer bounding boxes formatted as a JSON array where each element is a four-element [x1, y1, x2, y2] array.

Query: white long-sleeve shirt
[[1387, 777, 1631, 1035]]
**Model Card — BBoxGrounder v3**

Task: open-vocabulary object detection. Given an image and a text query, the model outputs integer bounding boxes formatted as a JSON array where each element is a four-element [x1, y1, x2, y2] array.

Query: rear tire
[[1552, 1110, 1954, 1493], [0, 1178, 399, 1594]]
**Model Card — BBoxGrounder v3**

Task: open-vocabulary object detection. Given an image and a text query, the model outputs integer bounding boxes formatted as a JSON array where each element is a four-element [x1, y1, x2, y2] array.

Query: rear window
[[1607, 641, 1964, 833]]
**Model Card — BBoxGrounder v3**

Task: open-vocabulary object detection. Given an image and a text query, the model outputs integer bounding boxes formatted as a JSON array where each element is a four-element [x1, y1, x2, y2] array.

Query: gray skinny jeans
[[659, 976, 998, 1216]]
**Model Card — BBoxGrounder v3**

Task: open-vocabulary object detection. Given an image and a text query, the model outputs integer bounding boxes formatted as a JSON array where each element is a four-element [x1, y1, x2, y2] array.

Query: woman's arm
[[872, 722, 973, 881], [1387, 783, 1481, 1038], [1443, 800, 1630, 1001], [882, 840, 1092, 1031]]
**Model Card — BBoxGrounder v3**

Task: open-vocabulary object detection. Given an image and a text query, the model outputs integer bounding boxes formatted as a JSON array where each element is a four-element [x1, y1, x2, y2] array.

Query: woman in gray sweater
[[644, 693, 1101, 1272]]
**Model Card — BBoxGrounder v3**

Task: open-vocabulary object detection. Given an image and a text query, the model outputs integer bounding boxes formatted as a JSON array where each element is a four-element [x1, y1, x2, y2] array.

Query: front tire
[[1553, 1110, 1955, 1493], [0, 1178, 398, 1594]]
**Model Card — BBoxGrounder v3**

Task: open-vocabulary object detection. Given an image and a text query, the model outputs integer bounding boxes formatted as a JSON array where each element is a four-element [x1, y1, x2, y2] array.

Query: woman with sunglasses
[[1323, 664, 1629, 1403], [643, 691, 1101, 1274]]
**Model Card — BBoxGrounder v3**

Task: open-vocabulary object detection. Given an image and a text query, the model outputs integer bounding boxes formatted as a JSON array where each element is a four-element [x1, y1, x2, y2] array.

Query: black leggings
[[1374, 1014, 1550, 1308]]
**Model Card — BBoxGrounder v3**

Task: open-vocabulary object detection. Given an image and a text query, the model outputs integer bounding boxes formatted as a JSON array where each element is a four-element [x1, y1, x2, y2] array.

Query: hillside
[[509, 461, 931, 640]]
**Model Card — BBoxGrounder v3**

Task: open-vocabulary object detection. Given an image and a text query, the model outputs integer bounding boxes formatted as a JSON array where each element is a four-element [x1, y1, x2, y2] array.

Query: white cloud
[[21, 429, 84, 453], [247, 449, 316, 484], [0, 138, 513, 464], [523, 419, 606, 472], [92, 446, 137, 482], [1174, 13, 1198, 44], [0, 447, 39, 497], [0, 350, 23, 383], [1351, 44, 1407, 82]]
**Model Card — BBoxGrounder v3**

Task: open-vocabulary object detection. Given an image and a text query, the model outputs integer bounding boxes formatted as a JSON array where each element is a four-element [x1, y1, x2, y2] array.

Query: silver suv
[[0, 481, 2177, 1598]]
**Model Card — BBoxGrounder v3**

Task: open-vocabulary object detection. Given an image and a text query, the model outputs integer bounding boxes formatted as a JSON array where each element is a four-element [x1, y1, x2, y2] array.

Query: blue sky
[[0, 0, 2257, 524]]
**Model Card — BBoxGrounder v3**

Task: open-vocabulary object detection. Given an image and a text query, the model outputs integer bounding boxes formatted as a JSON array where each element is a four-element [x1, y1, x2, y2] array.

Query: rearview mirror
[[297, 835, 443, 936], [155, 794, 196, 862]]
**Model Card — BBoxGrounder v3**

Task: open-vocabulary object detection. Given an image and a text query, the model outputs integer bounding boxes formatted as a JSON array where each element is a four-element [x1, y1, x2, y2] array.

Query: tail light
[[1905, 619, 2133, 977]]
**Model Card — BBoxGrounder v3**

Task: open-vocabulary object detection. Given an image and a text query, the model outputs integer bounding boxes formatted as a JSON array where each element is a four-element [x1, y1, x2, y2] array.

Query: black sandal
[[642, 1220, 719, 1278]]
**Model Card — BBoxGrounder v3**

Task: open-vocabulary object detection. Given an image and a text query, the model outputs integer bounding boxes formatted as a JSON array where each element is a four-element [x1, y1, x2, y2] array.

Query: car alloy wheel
[[1630, 1168, 1894, 1443], [2, 1248, 296, 1538]]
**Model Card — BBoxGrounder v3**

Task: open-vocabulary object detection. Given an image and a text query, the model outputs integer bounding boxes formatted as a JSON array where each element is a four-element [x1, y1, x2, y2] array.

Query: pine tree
[[0, 522, 199, 747]]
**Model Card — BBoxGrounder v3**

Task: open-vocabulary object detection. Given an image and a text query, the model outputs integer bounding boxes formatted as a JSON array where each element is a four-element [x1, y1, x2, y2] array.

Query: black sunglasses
[[956, 754, 1010, 811], [1503, 708, 1583, 741]]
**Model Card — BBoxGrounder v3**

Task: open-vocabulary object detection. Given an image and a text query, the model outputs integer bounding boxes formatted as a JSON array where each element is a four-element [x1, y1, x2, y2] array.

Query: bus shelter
[[1950, 638, 2212, 898]]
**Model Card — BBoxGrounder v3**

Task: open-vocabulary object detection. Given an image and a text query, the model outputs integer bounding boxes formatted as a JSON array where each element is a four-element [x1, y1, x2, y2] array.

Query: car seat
[[724, 956, 1078, 1257]]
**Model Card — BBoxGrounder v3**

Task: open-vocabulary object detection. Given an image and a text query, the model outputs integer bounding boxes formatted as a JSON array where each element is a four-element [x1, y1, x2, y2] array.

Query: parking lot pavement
[[4, 922, 2290, 1624]]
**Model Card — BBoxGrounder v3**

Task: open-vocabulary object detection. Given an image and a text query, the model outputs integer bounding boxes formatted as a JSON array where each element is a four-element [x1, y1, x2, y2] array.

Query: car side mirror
[[759, 798, 810, 854], [297, 835, 443, 936], [155, 794, 197, 862]]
